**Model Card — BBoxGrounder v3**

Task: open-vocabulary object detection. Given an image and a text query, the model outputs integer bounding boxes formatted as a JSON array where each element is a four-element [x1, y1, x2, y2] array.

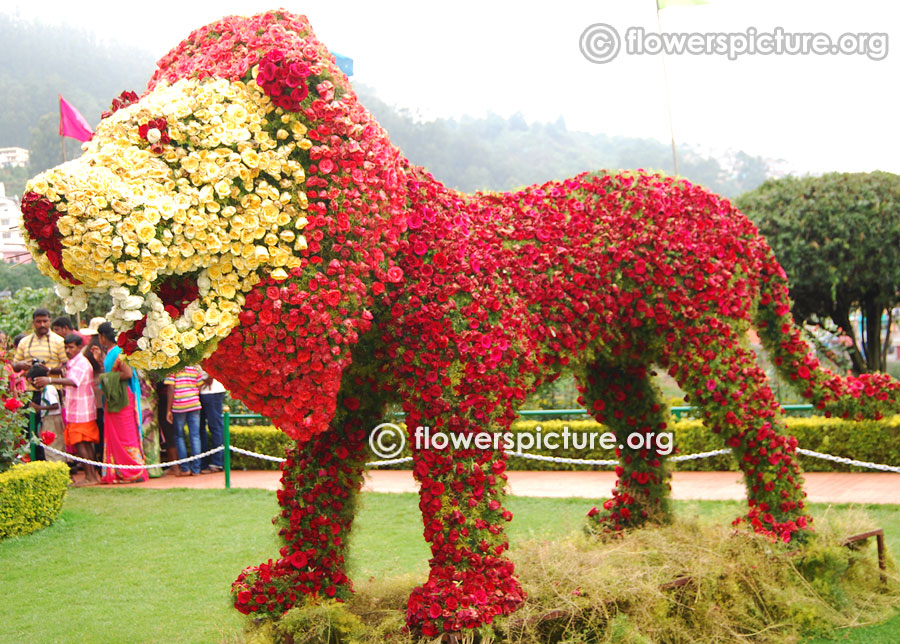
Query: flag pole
[[61, 136, 66, 163], [656, 2, 679, 176]]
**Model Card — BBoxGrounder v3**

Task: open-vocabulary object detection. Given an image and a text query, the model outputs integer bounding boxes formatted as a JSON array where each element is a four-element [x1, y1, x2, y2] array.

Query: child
[[26, 363, 66, 464], [33, 334, 101, 486], [164, 365, 205, 476]]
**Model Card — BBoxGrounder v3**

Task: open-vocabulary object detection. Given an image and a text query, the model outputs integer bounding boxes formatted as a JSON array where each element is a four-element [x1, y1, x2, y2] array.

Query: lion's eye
[[138, 118, 171, 153]]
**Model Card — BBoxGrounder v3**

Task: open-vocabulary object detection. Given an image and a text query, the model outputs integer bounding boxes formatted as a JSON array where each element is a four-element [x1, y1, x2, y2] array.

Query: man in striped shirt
[[164, 365, 205, 476]]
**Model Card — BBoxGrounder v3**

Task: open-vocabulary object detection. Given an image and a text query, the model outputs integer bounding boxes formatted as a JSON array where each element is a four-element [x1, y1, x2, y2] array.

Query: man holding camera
[[11, 308, 68, 377]]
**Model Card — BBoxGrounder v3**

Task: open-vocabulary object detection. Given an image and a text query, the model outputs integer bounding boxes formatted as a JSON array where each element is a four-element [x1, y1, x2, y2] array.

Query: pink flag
[[58, 95, 93, 142]]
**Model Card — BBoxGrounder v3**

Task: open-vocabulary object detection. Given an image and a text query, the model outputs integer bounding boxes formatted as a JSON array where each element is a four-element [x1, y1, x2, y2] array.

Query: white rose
[[122, 295, 144, 310], [122, 310, 144, 321]]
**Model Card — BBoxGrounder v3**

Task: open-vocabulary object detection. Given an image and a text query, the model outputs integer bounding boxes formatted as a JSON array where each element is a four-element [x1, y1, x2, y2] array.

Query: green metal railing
[[219, 404, 815, 489], [28, 409, 37, 461]]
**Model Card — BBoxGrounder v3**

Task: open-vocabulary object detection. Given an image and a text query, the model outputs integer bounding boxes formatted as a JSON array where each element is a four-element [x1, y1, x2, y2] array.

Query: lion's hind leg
[[667, 317, 813, 542], [577, 361, 674, 533]]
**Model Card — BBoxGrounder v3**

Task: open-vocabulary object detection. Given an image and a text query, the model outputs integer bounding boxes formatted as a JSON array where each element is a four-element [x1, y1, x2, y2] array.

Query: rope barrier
[[795, 448, 900, 474], [40, 443, 224, 470], [229, 445, 287, 464], [33, 439, 900, 473]]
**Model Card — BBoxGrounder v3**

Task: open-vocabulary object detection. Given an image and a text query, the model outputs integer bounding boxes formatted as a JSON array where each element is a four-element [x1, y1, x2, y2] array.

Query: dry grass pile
[[242, 510, 899, 644]]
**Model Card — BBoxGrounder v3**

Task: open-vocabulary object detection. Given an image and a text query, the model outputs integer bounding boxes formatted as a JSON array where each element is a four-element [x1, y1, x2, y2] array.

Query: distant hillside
[[0, 14, 776, 199], [354, 85, 774, 198], [0, 14, 156, 149]]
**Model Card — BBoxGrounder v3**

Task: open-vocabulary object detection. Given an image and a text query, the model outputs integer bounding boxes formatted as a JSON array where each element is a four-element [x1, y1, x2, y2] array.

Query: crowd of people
[[2, 307, 226, 485]]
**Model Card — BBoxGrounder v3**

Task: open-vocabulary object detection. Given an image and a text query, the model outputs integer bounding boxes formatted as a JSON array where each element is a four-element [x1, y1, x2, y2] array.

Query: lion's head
[[21, 10, 409, 439]]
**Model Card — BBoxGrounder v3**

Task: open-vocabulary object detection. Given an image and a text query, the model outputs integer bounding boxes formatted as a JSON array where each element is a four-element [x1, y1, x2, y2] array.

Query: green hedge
[[0, 461, 69, 539], [230, 425, 291, 471], [229, 415, 900, 473]]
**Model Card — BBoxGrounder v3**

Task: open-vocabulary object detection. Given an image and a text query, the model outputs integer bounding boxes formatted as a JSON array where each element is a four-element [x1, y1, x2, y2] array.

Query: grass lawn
[[0, 488, 897, 643]]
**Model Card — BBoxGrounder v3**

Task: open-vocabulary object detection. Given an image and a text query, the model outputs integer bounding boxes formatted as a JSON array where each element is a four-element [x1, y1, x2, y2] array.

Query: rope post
[[28, 409, 37, 461], [223, 411, 231, 489]]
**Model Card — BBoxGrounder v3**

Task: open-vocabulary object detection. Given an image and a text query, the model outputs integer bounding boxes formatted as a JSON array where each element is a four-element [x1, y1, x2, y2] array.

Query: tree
[[737, 172, 900, 374], [0, 260, 52, 294], [28, 113, 73, 176], [0, 286, 57, 337]]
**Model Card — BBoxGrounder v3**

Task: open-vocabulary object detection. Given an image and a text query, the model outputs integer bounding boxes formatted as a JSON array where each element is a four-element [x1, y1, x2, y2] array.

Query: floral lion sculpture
[[21, 9, 900, 638]]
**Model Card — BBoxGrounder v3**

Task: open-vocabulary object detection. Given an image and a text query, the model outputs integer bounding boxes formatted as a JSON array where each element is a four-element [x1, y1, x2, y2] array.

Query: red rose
[[387, 266, 404, 283], [4, 398, 24, 411], [41, 431, 56, 446]]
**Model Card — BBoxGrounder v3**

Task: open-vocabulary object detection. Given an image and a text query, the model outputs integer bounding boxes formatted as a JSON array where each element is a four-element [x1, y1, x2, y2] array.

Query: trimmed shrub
[[0, 461, 69, 539], [228, 415, 900, 473], [230, 425, 292, 471]]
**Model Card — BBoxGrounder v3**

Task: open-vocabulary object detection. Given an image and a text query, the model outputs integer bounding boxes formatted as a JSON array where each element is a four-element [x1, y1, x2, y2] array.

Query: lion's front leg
[[404, 408, 526, 638], [231, 397, 370, 618]]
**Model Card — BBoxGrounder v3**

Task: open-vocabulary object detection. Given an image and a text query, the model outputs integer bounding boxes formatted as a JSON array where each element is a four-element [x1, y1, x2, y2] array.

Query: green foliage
[[0, 398, 29, 474], [27, 113, 72, 175], [0, 460, 69, 539], [737, 172, 900, 373], [231, 414, 899, 473], [0, 164, 29, 197], [230, 425, 292, 470], [0, 260, 52, 295], [0, 286, 56, 337]]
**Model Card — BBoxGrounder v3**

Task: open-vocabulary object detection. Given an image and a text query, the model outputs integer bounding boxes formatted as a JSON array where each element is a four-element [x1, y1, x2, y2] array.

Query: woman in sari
[[91, 322, 148, 483], [139, 375, 164, 478]]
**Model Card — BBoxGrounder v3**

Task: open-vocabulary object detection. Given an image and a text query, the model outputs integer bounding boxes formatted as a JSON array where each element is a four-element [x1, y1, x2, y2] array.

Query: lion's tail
[[754, 249, 900, 420]]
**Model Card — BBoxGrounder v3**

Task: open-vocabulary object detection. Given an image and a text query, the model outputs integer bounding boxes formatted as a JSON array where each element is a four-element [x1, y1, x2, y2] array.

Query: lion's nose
[[21, 191, 82, 285]]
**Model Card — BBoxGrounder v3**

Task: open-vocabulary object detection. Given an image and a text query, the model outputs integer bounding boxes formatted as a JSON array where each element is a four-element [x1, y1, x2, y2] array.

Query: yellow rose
[[189, 309, 206, 328], [241, 149, 260, 169], [181, 331, 199, 349], [159, 324, 178, 341], [136, 221, 156, 244]]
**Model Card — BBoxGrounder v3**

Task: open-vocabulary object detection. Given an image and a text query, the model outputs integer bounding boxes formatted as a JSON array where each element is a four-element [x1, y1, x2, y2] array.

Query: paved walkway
[[124, 469, 900, 504]]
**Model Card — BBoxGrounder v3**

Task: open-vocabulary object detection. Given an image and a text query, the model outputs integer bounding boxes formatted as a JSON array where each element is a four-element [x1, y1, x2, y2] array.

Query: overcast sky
[[5, 0, 899, 175]]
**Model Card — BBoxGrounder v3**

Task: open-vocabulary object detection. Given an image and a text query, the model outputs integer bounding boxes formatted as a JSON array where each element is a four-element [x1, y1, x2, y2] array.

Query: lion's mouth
[[20, 191, 82, 285]]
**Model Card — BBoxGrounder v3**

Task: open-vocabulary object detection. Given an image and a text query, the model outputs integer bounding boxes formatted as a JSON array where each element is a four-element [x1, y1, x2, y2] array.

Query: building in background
[[0, 147, 29, 168], [0, 182, 28, 263]]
